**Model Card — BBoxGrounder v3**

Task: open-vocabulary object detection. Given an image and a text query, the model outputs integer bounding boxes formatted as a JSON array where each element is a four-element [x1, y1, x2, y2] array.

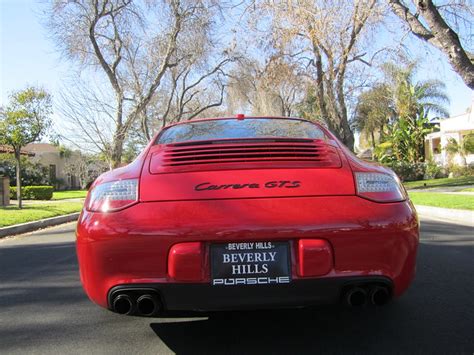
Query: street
[[0, 219, 473, 354]]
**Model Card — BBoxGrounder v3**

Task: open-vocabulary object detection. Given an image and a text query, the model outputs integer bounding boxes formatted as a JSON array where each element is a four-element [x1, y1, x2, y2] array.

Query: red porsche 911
[[76, 116, 419, 317]]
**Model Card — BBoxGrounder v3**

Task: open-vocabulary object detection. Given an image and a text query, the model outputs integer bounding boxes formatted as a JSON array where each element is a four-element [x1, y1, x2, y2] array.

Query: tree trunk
[[140, 108, 151, 141], [342, 128, 355, 152], [418, 136, 425, 163], [110, 93, 125, 169], [334, 62, 355, 152], [312, 44, 333, 132], [370, 130, 376, 151], [14, 149, 22, 209], [110, 139, 124, 169], [389, 0, 474, 89], [110, 126, 125, 169], [417, 0, 474, 89]]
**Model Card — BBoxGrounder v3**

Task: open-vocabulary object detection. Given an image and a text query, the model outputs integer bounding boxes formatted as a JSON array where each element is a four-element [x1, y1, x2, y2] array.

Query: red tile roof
[[0, 145, 35, 156]]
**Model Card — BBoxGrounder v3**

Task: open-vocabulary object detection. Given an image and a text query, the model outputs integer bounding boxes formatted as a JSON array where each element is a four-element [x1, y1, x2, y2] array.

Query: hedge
[[384, 161, 474, 181], [9, 186, 54, 200]]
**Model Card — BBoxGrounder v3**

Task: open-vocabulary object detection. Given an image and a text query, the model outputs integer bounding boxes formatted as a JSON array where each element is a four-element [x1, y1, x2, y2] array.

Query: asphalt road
[[0, 219, 473, 354]]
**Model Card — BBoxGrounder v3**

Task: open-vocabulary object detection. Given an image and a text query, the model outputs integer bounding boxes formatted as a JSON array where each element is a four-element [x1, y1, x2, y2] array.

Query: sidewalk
[[415, 205, 474, 227], [406, 184, 474, 193], [408, 183, 473, 225]]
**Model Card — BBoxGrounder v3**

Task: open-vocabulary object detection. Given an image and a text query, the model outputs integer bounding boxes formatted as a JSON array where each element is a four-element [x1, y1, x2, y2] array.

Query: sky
[[1, 0, 473, 124], [0, 1, 69, 106]]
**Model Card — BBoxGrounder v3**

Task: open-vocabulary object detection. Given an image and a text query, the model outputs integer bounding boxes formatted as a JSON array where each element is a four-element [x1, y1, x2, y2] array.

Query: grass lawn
[[404, 176, 474, 190], [408, 192, 474, 210], [52, 190, 88, 200], [0, 202, 83, 227], [461, 187, 474, 192]]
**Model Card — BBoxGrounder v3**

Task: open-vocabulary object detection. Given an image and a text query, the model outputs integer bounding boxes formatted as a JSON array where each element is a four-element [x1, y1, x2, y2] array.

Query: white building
[[425, 98, 474, 166]]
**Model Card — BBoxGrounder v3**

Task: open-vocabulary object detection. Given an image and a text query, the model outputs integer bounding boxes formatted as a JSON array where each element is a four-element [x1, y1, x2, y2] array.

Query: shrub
[[10, 186, 54, 200], [424, 161, 446, 179], [463, 134, 474, 154], [447, 165, 474, 178], [375, 142, 395, 164], [384, 161, 426, 181]]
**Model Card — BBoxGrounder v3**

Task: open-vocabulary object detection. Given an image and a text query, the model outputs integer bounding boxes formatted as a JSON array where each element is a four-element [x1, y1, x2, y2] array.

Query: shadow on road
[[150, 273, 471, 354], [151, 219, 474, 354]]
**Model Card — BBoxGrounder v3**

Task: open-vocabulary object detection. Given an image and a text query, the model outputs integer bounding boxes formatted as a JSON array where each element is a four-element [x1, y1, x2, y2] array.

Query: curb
[[0, 213, 80, 238], [415, 205, 474, 227]]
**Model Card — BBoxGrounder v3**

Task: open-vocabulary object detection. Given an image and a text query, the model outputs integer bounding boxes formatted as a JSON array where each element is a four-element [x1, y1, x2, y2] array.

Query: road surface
[[0, 219, 473, 354]]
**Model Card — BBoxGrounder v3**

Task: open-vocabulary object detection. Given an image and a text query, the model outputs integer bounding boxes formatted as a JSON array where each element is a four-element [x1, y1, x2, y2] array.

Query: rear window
[[156, 118, 326, 144]]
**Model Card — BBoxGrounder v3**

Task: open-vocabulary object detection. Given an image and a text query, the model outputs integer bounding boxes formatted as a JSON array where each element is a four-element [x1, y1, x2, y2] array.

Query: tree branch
[[389, 0, 474, 89]]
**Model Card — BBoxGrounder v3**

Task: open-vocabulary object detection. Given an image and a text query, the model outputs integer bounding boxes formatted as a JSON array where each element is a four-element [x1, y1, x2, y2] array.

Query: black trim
[[108, 276, 392, 315]]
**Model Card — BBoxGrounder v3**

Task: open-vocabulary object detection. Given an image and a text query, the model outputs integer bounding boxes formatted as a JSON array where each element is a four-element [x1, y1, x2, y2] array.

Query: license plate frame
[[210, 241, 291, 286]]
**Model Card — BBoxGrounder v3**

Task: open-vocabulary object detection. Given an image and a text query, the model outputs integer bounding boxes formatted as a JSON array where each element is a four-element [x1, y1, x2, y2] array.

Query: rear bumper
[[109, 276, 393, 313], [76, 196, 419, 311]]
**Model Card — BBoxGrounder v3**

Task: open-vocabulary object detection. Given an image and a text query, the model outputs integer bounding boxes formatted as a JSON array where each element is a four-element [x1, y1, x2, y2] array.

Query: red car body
[[76, 117, 419, 316]]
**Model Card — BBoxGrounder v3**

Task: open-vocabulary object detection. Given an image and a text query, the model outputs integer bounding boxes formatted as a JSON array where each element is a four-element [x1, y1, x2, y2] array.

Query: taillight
[[86, 179, 138, 212], [355, 172, 406, 202]]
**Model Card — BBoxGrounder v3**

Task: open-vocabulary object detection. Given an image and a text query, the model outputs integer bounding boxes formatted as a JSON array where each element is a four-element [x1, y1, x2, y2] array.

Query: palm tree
[[354, 84, 394, 152], [382, 61, 450, 120], [355, 61, 450, 163]]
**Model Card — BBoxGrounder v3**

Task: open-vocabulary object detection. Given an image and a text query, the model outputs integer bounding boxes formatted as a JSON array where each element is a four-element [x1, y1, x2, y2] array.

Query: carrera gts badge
[[194, 181, 301, 191]]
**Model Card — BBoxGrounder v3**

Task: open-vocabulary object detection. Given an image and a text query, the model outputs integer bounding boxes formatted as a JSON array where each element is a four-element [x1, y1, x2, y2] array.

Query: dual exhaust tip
[[344, 285, 390, 307], [112, 293, 161, 316]]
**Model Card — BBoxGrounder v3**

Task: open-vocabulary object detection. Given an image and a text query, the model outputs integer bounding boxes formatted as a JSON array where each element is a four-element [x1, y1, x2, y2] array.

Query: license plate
[[210, 241, 291, 286]]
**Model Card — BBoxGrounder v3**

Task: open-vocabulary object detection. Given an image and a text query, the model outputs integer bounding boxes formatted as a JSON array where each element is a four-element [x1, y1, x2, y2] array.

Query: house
[[425, 98, 474, 166], [23, 143, 82, 189]]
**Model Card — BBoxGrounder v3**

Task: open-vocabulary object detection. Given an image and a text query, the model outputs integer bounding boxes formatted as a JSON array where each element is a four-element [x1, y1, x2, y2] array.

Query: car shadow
[[150, 306, 394, 354]]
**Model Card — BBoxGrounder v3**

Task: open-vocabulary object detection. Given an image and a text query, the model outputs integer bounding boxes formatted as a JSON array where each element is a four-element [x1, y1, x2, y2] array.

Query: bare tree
[[56, 78, 116, 160], [388, 0, 474, 89], [128, 10, 238, 139], [252, 0, 383, 150], [48, 0, 221, 168], [227, 57, 305, 117], [148, 56, 234, 135], [64, 151, 108, 189]]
